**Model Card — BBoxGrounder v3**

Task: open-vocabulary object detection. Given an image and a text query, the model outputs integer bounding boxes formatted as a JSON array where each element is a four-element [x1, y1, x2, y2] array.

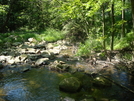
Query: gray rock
[[28, 38, 37, 43], [35, 58, 49, 65], [48, 49, 61, 55], [19, 54, 28, 62], [17, 48, 26, 54], [18, 64, 31, 72], [46, 43, 54, 49], [59, 77, 81, 92], [25, 48, 36, 54]]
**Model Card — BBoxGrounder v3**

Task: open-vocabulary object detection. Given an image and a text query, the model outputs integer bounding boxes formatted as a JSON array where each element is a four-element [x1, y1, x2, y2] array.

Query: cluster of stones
[[0, 38, 69, 75]]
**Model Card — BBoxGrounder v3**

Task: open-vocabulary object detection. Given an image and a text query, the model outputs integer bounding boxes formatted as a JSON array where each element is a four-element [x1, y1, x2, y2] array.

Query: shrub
[[114, 31, 134, 50], [40, 28, 65, 42], [76, 37, 103, 56]]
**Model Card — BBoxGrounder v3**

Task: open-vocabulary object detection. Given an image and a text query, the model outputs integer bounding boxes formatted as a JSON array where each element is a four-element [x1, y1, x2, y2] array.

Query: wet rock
[[35, 58, 49, 66], [57, 64, 70, 71], [0, 63, 4, 69], [127, 61, 134, 69], [0, 72, 4, 79], [61, 97, 75, 101], [59, 77, 81, 93], [19, 54, 28, 62], [49, 60, 70, 72], [73, 72, 92, 91], [18, 64, 31, 72], [93, 76, 112, 87]]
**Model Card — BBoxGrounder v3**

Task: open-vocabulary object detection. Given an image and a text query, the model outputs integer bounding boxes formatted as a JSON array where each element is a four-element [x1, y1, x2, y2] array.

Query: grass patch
[[114, 31, 134, 50], [77, 37, 103, 56], [40, 28, 65, 42], [0, 28, 65, 49]]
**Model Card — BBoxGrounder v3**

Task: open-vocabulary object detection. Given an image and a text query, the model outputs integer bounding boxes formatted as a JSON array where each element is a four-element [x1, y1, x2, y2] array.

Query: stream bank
[[0, 38, 134, 101]]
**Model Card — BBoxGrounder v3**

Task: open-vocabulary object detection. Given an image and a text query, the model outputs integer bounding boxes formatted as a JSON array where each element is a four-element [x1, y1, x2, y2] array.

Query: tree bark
[[0, 0, 15, 33], [131, 0, 134, 61], [121, 0, 125, 38], [111, 2, 115, 51], [102, 5, 106, 50], [131, 0, 134, 32]]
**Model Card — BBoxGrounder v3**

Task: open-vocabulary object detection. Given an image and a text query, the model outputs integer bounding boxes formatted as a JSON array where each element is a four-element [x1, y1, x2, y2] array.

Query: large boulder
[[59, 77, 81, 93], [73, 72, 92, 91]]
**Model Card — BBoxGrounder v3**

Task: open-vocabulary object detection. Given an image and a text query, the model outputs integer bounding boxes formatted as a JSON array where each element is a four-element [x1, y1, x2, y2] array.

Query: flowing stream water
[[0, 46, 134, 101], [0, 64, 134, 101]]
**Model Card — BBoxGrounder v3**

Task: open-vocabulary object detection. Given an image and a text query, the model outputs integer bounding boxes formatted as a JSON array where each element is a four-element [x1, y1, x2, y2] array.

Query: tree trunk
[[131, 0, 134, 31], [131, 0, 134, 61], [102, 5, 106, 50], [111, 2, 115, 51], [0, 0, 15, 33], [121, 0, 125, 38]]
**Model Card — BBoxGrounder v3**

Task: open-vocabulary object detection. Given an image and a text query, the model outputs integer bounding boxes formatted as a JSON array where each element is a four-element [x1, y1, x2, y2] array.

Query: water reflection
[[0, 68, 61, 101], [0, 67, 134, 101]]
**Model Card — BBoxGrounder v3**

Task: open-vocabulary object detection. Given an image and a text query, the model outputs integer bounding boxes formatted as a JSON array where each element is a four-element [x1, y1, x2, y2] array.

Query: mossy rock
[[93, 76, 112, 87], [59, 77, 81, 93], [73, 72, 93, 91]]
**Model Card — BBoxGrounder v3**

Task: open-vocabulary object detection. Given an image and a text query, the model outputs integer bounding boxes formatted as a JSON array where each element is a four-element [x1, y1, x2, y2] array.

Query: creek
[[0, 41, 134, 101], [0, 64, 134, 101]]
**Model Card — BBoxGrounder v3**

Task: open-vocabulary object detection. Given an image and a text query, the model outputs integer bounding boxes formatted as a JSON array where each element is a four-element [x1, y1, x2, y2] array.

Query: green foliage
[[114, 31, 134, 50], [0, 28, 65, 48], [77, 37, 103, 56], [39, 28, 65, 42]]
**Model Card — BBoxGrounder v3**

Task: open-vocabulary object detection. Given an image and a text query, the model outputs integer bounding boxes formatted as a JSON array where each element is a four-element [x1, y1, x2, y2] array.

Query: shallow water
[[0, 66, 134, 101], [0, 68, 62, 101]]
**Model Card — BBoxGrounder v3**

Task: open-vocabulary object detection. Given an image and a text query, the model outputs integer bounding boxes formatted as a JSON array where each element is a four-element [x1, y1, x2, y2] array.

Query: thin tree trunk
[[111, 2, 115, 51], [130, 0, 134, 61], [102, 5, 106, 50], [131, 0, 134, 31], [122, 0, 125, 38]]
